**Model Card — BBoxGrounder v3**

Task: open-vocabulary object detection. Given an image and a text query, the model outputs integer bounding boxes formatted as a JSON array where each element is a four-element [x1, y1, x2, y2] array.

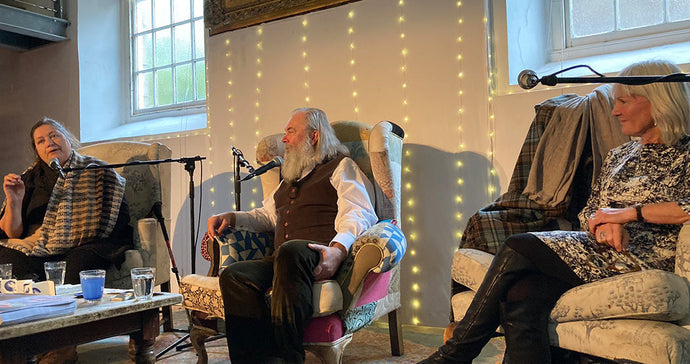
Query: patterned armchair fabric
[[77, 141, 172, 289], [180, 120, 406, 364]]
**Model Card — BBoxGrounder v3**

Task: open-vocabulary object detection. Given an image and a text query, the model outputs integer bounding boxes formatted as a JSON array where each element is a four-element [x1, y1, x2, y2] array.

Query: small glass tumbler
[[131, 267, 156, 300], [0, 263, 12, 279], [79, 269, 106, 303], [44, 261, 67, 286]]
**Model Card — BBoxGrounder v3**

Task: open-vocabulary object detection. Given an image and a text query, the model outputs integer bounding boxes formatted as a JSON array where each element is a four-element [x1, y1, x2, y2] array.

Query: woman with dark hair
[[420, 60, 690, 363], [0, 117, 133, 283]]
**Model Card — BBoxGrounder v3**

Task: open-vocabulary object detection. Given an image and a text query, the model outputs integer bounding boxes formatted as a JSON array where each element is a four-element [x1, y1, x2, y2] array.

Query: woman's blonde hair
[[613, 60, 690, 145]]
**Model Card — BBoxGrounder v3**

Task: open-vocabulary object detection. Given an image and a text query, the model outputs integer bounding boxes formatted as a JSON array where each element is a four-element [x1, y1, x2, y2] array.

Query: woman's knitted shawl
[[1, 151, 125, 256]]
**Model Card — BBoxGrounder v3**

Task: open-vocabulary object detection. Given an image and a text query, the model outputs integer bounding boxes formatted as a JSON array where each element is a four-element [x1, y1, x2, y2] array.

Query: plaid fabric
[[459, 94, 580, 254], [31, 151, 125, 256]]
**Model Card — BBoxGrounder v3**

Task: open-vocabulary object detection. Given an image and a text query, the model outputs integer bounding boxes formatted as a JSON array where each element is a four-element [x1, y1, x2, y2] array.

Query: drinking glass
[[79, 269, 106, 303], [131, 267, 156, 300], [44, 261, 67, 286], [0, 263, 11, 279]]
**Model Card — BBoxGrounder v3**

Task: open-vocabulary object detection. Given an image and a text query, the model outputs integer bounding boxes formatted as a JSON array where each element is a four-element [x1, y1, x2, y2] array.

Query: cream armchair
[[180, 120, 407, 364], [77, 141, 172, 292]]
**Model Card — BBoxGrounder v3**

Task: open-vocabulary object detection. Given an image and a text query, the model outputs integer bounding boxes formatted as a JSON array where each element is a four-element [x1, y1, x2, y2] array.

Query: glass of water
[[131, 267, 156, 300], [44, 261, 67, 286]]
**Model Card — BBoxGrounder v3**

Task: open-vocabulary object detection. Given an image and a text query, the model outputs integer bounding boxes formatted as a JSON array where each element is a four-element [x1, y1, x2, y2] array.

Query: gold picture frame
[[206, 0, 360, 35]]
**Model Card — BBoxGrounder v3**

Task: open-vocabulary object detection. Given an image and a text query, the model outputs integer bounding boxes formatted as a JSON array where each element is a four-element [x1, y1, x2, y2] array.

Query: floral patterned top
[[532, 135, 690, 283]]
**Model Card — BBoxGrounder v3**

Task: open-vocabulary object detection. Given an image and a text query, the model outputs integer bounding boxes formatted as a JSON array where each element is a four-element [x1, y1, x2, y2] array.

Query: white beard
[[281, 136, 317, 183]]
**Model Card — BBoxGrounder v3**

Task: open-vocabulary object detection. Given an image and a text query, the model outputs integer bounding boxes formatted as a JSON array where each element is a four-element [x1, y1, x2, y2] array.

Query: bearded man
[[208, 107, 378, 363]]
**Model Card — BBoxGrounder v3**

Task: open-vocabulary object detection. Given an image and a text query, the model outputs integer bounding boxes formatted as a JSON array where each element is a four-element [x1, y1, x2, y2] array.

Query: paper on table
[[0, 294, 77, 326]]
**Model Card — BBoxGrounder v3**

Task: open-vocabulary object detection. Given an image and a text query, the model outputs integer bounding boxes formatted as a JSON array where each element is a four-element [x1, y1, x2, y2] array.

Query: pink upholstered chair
[[180, 120, 406, 364]]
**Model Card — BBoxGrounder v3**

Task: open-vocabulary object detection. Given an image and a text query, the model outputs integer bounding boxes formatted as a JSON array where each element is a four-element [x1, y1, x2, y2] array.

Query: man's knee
[[274, 240, 312, 265]]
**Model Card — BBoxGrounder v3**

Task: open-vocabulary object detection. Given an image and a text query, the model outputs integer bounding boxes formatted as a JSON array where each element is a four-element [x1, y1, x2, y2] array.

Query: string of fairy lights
[[249, 26, 265, 209], [484, 5, 498, 201], [455, 0, 465, 246], [302, 15, 311, 105], [347, 7, 359, 118]]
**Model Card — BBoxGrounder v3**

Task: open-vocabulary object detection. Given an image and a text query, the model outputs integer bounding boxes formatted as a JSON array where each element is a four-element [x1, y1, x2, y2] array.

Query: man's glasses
[[586, 245, 642, 273]]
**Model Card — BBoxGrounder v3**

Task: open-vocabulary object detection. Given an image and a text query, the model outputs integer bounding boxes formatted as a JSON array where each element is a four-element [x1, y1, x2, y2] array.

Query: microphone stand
[[519, 65, 690, 89], [64, 156, 206, 358]]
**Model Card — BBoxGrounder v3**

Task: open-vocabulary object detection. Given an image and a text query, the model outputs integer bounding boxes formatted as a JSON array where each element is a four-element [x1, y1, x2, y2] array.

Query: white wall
[[0, 0, 601, 327]]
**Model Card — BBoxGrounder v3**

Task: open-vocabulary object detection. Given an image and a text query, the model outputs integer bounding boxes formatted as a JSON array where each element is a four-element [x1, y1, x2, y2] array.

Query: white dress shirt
[[234, 157, 378, 252]]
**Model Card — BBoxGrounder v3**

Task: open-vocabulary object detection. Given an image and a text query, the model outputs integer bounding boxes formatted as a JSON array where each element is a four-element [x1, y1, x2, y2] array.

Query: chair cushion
[[303, 313, 345, 342], [551, 269, 690, 323], [215, 229, 273, 269], [451, 248, 493, 292], [180, 274, 225, 319]]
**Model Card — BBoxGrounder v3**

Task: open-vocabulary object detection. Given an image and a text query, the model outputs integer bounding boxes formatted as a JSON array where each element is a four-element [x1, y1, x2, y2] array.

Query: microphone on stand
[[231, 146, 255, 173], [49, 158, 66, 179], [240, 156, 283, 182], [517, 69, 540, 90], [517, 65, 690, 89]]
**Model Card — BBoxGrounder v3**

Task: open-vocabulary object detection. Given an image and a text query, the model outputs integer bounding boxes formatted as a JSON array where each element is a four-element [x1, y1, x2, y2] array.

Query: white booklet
[[0, 294, 77, 326]]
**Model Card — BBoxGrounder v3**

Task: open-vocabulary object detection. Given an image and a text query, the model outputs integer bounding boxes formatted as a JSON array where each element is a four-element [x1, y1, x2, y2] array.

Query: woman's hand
[[3, 173, 25, 204], [588, 207, 636, 233], [594, 223, 630, 252], [207, 212, 235, 238]]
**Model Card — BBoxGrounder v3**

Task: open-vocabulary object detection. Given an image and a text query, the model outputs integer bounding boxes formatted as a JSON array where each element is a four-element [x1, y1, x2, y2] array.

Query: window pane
[[153, 0, 171, 28], [570, 0, 614, 37], [618, 0, 663, 30], [174, 23, 192, 62], [156, 68, 173, 106], [173, 0, 191, 23], [136, 71, 154, 110], [193, 0, 203, 18], [135, 34, 153, 71], [669, 0, 690, 22], [194, 19, 204, 59], [135, 0, 152, 32], [175, 64, 193, 102], [195, 61, 206, 100], [155, 29, 172, 67]]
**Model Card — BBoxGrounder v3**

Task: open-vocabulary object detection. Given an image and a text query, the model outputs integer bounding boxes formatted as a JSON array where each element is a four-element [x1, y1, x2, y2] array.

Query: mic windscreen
[[273, 156, 283, 166], [49, 158, 60, 170], [517, 69, 539, 89]]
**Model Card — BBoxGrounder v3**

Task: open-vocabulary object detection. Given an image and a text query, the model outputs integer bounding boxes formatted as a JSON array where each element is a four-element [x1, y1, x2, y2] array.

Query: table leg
[[128, 307, 160, 364]]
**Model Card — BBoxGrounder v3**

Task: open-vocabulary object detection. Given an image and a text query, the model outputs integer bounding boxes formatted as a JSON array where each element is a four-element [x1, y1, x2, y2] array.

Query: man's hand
[[593, 222, 630, 252], [207, 212, 235, 238], [309, 243, 347, 281]]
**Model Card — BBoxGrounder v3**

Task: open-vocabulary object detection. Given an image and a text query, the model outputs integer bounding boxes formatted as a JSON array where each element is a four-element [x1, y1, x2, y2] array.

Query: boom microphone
[[517, 69, 540, 90], [240, 156, 283, 182], [49, 158, 66, 179]]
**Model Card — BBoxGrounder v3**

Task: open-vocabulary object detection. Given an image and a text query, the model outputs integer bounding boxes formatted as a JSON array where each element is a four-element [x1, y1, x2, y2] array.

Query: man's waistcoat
[[273, 154, 347, 251]]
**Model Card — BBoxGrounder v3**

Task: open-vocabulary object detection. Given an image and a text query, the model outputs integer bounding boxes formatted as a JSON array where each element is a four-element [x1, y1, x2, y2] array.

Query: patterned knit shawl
[[3, 151, 126, 257]]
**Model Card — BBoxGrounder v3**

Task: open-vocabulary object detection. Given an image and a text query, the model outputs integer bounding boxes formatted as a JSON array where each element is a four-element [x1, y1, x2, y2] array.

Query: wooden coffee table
[[0, 291, 182, 363]]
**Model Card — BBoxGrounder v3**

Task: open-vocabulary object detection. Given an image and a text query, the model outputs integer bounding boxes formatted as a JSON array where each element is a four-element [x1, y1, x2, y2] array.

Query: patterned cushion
[[216, 229, 273, 269], [352, 219, 406, 273], [180, 274, 225, 319]]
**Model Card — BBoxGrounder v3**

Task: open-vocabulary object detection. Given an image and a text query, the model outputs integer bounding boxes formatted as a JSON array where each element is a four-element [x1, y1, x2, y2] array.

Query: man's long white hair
[[292, 107, 349, 161]]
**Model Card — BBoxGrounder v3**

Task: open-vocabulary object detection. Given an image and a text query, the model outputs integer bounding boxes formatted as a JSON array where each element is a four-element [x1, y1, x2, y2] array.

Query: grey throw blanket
[[0, 151, 125, 256], [522, 84, 629, 207]]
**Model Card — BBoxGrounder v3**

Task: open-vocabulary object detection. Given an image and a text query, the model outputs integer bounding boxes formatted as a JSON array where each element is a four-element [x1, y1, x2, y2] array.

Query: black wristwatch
[[635, 205, 644, 222]]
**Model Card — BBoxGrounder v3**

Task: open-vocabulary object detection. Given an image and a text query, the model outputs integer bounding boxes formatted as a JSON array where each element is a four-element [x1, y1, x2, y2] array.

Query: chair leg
[[160, 281, 174, 331], [305, 334, 353, 364], [189, 324, 218, 364], [388, 309, 404, 356]]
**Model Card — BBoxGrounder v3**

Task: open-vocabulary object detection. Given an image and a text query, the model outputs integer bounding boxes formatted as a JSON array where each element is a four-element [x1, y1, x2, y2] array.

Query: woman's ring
[[599, 231, 606, 239]]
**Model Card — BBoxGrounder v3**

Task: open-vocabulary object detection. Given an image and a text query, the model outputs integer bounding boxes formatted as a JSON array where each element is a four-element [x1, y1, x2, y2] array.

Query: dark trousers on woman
[[219, 240, 320, 364], [0, 244, 112, 284], [421, 233, 584, 364]]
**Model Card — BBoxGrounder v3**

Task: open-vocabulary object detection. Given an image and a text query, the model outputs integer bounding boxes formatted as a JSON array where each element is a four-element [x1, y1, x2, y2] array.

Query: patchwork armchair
[[180, 120, 407, 364], [449, 88, 690, 363], [78, 141, 172, 292]]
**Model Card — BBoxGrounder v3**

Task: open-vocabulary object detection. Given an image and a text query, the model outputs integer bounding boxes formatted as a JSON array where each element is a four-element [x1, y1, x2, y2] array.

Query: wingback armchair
[[77, 141, 172, 292], [449, 88, 690, 363], [180, 120, 407, 364]]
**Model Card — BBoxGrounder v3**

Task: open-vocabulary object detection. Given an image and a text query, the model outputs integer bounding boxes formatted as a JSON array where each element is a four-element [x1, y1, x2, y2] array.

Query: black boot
[[417, 244, 537, 364], [499, 300, 551, 364]]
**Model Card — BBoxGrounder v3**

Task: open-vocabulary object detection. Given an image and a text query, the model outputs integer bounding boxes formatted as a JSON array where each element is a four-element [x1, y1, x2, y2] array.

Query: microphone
[[231, 146, 255, 173], [240, 156, 283, 182], [517, 69, 540, 89], [49, 158, 66, 179]]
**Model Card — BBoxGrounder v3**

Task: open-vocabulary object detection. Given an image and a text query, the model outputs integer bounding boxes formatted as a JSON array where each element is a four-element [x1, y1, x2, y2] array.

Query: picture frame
[[205, 0, 360, 35]]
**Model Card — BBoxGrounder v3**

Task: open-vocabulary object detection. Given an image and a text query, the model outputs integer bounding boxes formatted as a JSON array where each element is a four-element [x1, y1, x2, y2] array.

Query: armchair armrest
[[136, 217, 170, 286]]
